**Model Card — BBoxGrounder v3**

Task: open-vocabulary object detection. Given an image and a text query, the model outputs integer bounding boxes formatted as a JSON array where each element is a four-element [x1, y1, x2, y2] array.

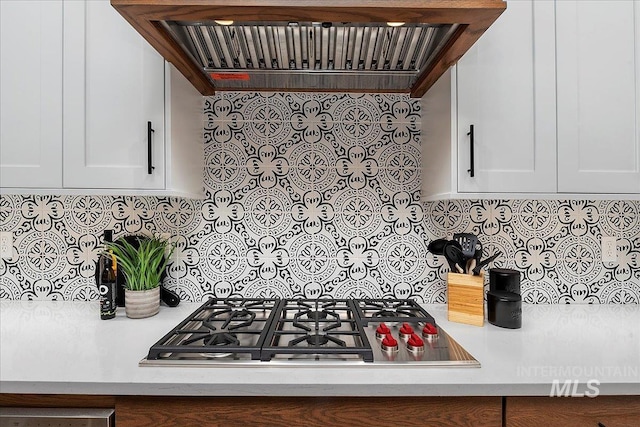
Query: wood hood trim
[[111, 0, 506, 97]]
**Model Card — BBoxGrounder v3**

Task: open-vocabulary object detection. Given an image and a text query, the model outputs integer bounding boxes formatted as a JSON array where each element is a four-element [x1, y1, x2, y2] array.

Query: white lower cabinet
[[1, 0, 203, 197], [0, 1, 63, 188], [556, 0, 640, 194]]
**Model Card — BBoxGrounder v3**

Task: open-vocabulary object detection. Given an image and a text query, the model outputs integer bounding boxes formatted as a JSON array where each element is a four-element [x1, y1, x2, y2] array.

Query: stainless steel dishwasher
[[0, 408, 114, 427]]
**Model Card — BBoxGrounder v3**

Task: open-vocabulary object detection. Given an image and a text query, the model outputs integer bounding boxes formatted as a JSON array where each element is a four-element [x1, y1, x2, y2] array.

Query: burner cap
[[306, 334, 329, 346], [206, 333, 239, 347], [307, 310, 328, 321], [375, 309, 398, 317]]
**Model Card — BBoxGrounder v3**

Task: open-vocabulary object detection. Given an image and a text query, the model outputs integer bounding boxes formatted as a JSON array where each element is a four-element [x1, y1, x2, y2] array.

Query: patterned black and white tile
[[1, 93, 639, 303]]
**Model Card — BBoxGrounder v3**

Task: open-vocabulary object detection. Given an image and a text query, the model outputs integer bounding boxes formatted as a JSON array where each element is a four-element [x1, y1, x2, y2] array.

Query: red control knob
[[376, 323, 391, 336], [422, 322, 438, 336], [399, 322, 414, 335], [407, 333, 425, 352], [381, 334, 399, 352]]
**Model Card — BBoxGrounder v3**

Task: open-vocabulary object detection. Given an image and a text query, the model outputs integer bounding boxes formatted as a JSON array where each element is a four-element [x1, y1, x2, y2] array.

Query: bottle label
[[99, 282, 116, 319]]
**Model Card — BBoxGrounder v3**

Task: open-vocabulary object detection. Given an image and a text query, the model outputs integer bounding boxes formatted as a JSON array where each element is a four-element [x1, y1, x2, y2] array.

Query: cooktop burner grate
[[146, 298, 281, 360], [261, 299, 373, 362], [354, 299, 437, 326]]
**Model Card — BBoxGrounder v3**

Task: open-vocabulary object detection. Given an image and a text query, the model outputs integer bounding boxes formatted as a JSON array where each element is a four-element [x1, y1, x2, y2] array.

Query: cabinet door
[[0, 1, 63, 188], [557, 0, 640, 193], [456, 0, 556, 193], [63, 0, 165, 189], [506, 396, 640, 427]]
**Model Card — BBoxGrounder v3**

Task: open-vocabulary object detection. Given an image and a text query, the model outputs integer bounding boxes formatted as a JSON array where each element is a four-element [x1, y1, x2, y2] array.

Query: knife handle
[[467, 259, 476, 275]]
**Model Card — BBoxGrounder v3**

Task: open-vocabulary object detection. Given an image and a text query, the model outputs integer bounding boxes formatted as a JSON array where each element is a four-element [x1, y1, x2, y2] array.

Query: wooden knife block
[[447, 272, 485, 327]]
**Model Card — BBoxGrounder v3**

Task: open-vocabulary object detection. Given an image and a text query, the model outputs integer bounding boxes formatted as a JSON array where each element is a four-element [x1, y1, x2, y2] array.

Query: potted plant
[[104, 235, 175, 319]]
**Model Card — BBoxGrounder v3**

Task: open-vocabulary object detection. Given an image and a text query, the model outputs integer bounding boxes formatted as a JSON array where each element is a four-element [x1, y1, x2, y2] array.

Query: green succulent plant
[[103, 236, 175, 291]]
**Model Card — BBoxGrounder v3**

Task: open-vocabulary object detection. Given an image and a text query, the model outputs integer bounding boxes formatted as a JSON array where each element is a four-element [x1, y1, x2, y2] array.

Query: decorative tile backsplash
[[1, 93, 639, 303]]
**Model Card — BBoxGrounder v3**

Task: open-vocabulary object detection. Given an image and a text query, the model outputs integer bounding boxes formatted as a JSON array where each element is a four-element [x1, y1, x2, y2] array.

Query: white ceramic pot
[[124, 287, 160, 319]]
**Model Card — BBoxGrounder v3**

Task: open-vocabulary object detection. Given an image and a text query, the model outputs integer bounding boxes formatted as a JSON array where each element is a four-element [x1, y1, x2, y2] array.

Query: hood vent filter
[[165, 21, 457, 90]]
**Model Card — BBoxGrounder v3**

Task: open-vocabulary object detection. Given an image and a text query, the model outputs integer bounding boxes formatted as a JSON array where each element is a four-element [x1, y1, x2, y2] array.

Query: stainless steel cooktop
[[139, 298, 479, 368]]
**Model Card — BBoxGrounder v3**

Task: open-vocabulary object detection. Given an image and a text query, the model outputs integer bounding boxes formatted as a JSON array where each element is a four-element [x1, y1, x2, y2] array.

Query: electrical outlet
[[602, 236, 617, 263], [0, 231, 13, 260]]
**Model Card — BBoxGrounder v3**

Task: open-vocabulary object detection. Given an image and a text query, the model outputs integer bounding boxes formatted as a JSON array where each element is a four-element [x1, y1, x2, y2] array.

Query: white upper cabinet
[[0, 1, 63, 188], [63, 0, 166, 190], [423, 0, 640, 199], [455, 0, 557, 193], [422, 0, 557, 200], [1, 0, 203, 197], [556, 0, 640, 194]]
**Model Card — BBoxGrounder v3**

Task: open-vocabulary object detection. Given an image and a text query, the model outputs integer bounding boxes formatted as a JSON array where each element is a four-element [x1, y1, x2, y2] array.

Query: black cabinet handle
[[467, 124, 475, 177], [147, 121, 155, 175], [598, 423, 606, 427]]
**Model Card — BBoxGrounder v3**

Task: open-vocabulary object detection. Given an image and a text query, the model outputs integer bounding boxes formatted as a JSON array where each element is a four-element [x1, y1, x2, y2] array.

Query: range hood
[[111, 1, 505, 98]]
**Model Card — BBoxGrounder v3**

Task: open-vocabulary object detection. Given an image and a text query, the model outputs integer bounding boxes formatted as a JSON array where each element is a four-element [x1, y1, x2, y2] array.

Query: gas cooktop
[[140, 298, 479, 367]]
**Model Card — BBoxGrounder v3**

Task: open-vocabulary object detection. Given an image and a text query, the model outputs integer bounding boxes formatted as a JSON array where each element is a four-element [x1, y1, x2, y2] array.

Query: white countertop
[[1, 301, 638, 396]]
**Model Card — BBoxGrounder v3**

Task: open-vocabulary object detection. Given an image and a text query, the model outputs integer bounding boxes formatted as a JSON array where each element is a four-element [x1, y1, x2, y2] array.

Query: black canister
[[487, 290, 522, 329], [489, 268, 521, 294]]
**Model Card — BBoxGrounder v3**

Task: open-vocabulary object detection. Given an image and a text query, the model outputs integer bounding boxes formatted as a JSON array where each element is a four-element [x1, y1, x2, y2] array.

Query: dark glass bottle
[[99, 231, 117, 320]]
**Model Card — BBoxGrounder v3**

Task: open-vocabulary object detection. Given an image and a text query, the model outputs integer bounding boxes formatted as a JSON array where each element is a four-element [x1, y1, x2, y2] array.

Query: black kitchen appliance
[[140, 298, 479, 367]]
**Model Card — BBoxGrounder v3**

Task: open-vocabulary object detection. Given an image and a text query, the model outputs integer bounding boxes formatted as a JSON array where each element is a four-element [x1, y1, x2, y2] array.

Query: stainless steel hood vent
[[111, 1, 506, 97], [165, 21, 457, 90]]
